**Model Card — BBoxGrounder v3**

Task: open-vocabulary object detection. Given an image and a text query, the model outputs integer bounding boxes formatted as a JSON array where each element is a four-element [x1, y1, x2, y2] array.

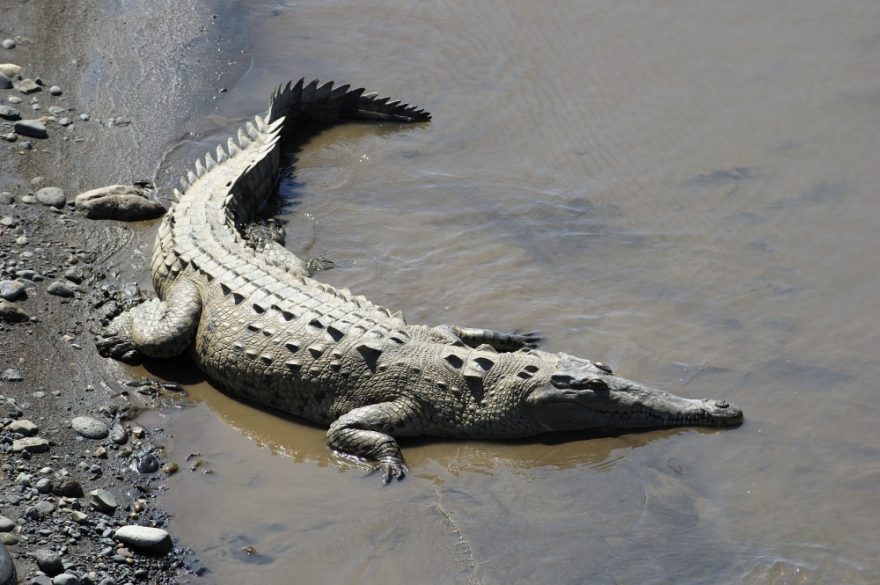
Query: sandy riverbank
[[1, 2, 249, 582]]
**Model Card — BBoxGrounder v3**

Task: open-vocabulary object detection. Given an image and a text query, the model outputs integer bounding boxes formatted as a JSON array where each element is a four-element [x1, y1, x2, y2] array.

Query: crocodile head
[[523, 353, 743, 432]]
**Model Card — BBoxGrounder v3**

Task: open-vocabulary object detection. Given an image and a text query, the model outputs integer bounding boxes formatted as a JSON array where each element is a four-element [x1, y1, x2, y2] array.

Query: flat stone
[[33, 549, 63, 576], [11, 437, 49, 453], [0, 64, 21, 78], [0, 74, 10, 90], [7, 419, 37, 436], [114, 525, 172, 554], [0, 541, 15, 585], [0, 280, 26, 301], [0, 517, 13, 532], [0, 105, 18, 120], [1, 368, 23, 381], [35, 187, 66, 208], [88, 489, 117, 514], [32, 576, 53, 585], [75, 184, 165, 221], [13, 119, 47, 139], [52, 574, 80, 585], [14, 78, 40, 94], [47, 281, 74, 298], [71, 416, 108, 439]]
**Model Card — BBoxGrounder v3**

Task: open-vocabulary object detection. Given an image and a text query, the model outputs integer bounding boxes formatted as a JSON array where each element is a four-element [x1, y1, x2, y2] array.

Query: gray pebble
[[0, 133, 16, 142], [0, 192, 13, 204], [0, 541, 14, 585], [49, 85, 62, 96], [114, 525, 172, 554], [109, 423, 128, 445], [79, 113, 89, 121], [88, 489, 117, 514], [53, 574, 80, 585], [6, 96, 22, 104], [1, 39, 14, 49], [71, 416, 108, 439], [58, 117, 72, 127], [0, 533, 17, 545], [33, 549, 64, 576], [0, 105, 20, 120], [0, 75, 12, 90], [63, 267, 84, 283], [47, 281, 74, 298], [0, 216, 17, 227], [35, 478, 52, 493], [1, 368, 23, 381], [13, 119, 47, 139], [0, 517, 13, 532], [32, 576, 53, 585], [7, 419, 37, 435], [0, 280, 26, 301], [35, 187, 66, 208], [48, 105, 64, 115]]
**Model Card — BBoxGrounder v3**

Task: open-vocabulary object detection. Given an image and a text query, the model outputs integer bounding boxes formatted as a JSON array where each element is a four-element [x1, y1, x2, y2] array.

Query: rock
[[109, 423, 128, 445], [52, 575, 80, 585], [52, 477, 84, 498], [35, 187, 66, 208], [1, 39, 14, 49], [0, 534, 17, 546], [74, 185, 165, 221], [58, 117, 71, 127], [49, 85, 62, 96], [1, 368, 24, 381], [63, 267, 84, 284], [24, 501, 55, 520], [0, 105, 18, 120], [11, 437, 49, 453], [33, 577, 53, 585], [71, 416, 109, 439], [0, 517, 13, 532], [13, 78, 40, 94], [0, 216, 17, 227], [47, 281, 74, 298], [0, 280, 26, 301], [7, 419, 38, 435], [88, 489, 117, 514], [0, 75, 10, 90], [0, 192, 13, 204], [114, 526, 172, 554], [0, 64, 21, 78], [79, 113, 90, 121], [13, 119, 47, 139], [35, 478, 52, 493], [0, 541, 15, 585], [33, 549, 64, 576]]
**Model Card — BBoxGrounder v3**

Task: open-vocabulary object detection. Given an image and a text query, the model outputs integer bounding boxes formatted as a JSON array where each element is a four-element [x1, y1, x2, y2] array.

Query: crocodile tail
[[267, 78, 431, 131]]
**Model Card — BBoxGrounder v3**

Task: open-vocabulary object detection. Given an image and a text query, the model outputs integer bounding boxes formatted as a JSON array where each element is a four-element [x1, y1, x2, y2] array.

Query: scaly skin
[[98, 78, 743, 483]]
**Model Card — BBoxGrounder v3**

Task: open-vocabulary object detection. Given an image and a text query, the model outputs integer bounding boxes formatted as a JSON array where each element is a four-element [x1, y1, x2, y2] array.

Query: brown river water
[[136, 1, 880, 583]]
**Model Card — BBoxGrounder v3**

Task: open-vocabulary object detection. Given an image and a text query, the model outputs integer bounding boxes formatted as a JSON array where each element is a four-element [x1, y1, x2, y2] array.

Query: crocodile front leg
[[434, 325, 542, 352], [327, 399, 421, 484], [97, 278, 201, 361]]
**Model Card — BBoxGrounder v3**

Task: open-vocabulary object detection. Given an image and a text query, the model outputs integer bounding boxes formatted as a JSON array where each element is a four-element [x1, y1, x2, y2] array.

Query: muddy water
[[151, 1, 880, 583]]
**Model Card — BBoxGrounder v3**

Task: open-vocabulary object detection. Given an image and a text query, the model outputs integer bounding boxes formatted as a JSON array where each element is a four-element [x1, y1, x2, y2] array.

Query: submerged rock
[[75, 184, 165, 221]]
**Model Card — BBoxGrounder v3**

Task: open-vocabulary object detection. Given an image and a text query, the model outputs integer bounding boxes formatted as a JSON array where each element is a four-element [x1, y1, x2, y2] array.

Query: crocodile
[[97, 78, 743, 482]]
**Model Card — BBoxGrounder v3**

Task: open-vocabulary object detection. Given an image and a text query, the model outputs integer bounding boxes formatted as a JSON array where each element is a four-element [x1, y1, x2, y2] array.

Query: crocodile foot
[[371, 457, 408, 485], [513, 331, 543, 350], [95, 330, 141, 363], [306, 256, 335, 275]]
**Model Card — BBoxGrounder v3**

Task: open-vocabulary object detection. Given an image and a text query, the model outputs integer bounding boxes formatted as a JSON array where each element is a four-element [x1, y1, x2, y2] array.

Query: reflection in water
[[149, 0, 880, 583]]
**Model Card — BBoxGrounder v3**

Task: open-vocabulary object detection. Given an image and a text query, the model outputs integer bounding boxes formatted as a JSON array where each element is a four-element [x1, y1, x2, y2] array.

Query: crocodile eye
[[588, 378, 609, 391]]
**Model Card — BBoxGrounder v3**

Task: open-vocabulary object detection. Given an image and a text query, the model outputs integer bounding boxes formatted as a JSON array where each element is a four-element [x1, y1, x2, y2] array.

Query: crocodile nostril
[[714, 400, 729, 409]]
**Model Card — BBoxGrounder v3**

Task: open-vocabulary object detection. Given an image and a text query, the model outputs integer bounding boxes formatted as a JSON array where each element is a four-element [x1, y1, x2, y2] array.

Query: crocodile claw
[[95, 331, 141, 364], [371, 458, 408, 485], [514, 331, 543, 350]]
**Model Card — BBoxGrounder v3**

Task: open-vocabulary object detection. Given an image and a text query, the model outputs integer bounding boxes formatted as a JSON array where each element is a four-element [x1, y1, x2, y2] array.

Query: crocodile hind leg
[[434, 325, 542, 352], [97, 278, 202, 362], [327, 399, 421, 484]]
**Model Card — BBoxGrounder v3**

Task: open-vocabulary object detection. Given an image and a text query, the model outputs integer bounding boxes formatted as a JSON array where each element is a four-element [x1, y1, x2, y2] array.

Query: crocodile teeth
[[205, 153, 217, 170], [187, 170, 197, 184], [179, 176, 189, 190], [172, 188, 182, 202], [255, 115, 267, 132], [195, 159, 206, 177], [215, 144, 227, 164], [227, 137, 240, 155], [246, 121, 259, 140]]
